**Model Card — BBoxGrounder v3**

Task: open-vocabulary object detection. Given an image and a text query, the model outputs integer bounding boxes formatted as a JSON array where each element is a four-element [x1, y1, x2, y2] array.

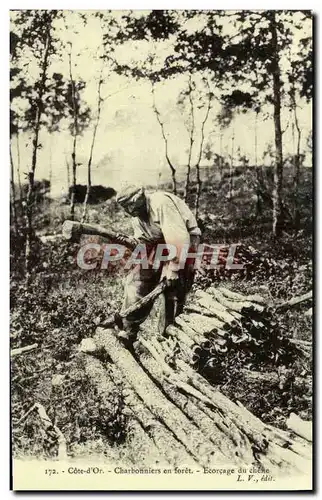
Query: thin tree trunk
[[10, 144, 18, 234], [229, 130, 234, 200], [16, 130, 23, 219], [269, 12, 284, 237], [291, 90, 302, 229], [48, 139, 52, 195], [255, 114, 258, 169], [255, 111, 262, 216], [152, 83, 177, 194], [66, 156, 70, 190], [219, 133, 223, 179], [194, 81, 212, 218], [68, 47, 78, 221], [25, 25, 51, 279], [184, 75, 195, 201], [81, 66, 103, 223]]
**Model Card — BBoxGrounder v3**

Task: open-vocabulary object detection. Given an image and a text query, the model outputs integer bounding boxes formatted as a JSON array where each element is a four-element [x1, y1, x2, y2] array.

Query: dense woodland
[[10, 10, 313, 466]]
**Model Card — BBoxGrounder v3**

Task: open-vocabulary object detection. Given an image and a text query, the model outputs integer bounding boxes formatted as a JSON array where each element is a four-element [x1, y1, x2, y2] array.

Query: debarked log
[[139, 338, 254, 465], [81, 352, 195, 466], [175, 360, 311, 473], [218, 287, 267, 305], [138, 351, 234, 464], [207, 287, 265, 314], [94, 327, 217, 467]]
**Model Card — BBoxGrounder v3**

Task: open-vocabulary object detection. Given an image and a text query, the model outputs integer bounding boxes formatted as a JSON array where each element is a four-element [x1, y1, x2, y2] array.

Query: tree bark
[[269, 12, 284, 237], [79, 312, 311, 472], [218, 286, 267, 305], [66, 156, 70, 190], [48, 139, 52, 194], [138, 343, 246, 464], [176, 360, 310, 472], [254, 111, 263, 216], [219, 133, 223, 179]]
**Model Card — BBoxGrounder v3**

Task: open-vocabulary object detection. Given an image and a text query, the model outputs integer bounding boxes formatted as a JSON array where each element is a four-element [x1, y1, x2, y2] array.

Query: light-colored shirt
[[132, 192, 201, 247]]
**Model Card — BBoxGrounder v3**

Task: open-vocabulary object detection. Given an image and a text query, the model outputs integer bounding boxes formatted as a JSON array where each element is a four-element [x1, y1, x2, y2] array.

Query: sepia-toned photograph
[[10, 9, 313, 491]]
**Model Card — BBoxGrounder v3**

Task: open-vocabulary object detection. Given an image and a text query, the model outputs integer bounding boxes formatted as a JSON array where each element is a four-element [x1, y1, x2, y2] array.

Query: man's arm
[[157, 201, 191, 282]]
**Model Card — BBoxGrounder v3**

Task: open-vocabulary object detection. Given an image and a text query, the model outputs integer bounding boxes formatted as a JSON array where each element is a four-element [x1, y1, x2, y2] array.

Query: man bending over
[[115, 185, 201, 344]]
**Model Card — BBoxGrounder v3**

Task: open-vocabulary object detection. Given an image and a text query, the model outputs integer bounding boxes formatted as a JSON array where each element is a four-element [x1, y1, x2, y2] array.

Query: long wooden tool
[[96, 279, 168, 328], [62, 220, 137, 249], [63, 220, 170, 328]]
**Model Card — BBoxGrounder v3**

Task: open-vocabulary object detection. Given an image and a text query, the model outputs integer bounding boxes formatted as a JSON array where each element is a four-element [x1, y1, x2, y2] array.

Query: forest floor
[[10, 166, 313, 463]]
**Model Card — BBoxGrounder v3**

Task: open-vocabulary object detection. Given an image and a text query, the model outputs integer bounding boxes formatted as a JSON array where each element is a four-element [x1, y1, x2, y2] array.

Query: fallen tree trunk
[[169, 284, 311, 376], [94, 328, 219, 467], [207, 287, 265, 314], [174, 359, 311, 473]]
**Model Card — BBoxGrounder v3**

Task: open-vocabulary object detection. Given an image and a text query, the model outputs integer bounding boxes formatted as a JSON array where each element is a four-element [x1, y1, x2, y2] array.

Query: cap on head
[[116, 185, 145, 209]]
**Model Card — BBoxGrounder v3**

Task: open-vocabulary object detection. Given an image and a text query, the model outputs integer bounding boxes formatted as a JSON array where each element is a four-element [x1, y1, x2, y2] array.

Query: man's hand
[[164, 264, 180, 289]]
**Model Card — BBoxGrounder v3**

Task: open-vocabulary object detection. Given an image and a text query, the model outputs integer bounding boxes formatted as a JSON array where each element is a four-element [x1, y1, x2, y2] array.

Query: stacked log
[[79, 285, 312, 473], [160, 286, 312, 374], [80, 327, 312, 473], [162, 286, 271, 372]]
